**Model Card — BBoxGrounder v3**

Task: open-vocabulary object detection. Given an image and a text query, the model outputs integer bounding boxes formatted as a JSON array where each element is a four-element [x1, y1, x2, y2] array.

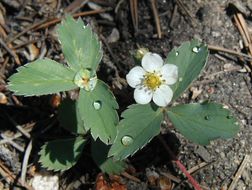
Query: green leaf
[[92, 139, 126, 174], [58, 99, 86, 135], [167, 103, 239, 145], [8, 59, 76, 96], [108, 104, 163, 160], [58, 15, 102, 71], [165, 39, 208, 101], [77, 80, 119, 144], [39, 137, 86, 171]]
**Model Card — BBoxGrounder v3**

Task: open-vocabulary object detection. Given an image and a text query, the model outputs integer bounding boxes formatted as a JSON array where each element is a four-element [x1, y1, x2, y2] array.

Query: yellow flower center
[[82, 77, 89, 86], [74, 69, 97, 91], [144, 72, 162, 90]]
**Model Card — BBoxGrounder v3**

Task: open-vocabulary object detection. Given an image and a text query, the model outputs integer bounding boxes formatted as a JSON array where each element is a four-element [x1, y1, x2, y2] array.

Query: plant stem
[[158, 135, 202, 190]]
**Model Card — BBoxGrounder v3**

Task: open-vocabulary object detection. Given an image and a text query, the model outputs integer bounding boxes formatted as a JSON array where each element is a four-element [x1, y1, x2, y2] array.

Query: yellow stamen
[[144, 72, 162, 90], [74, 69, 97, 91], [82, 77, 89, 86]]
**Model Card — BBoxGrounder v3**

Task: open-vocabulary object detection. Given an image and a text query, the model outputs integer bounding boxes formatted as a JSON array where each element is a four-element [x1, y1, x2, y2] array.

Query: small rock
[[107, 28, 120, 43], [146, 168, 159, 186], [241, 169, 250, 185], [220, 152, 225, 159], [0, 92, 7, 104], [194, 146, 212, 162], [236, 180, 246, 190], [190, 87, 202, 100], [28, 44, 40, 61], [158, 176, 172, 190], [223, 63, 234, 70], [211, 31, 221, 37], [31, 175, 59, 190]]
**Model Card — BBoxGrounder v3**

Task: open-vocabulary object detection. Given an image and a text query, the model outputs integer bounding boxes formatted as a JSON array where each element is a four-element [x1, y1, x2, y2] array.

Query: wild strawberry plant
[[7, 16, 239, 173]]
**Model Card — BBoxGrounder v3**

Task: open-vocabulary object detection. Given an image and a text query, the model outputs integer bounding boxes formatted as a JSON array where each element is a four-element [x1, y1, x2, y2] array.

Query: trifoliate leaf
[[167, 103, 239, 145], [8, 59, 76, 96], [39, 137, 86, 171], [91, 139, 126, 174], [165, 39, 208, 101], [77, 80, 118, 144], [108, 104, 163, 160], [58, 99, 86, 135], [58, 15, 102, 71]]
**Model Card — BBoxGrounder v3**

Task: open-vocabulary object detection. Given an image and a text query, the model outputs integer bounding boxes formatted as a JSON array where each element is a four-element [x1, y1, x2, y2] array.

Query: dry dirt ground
[[0, 0, 252, 190]]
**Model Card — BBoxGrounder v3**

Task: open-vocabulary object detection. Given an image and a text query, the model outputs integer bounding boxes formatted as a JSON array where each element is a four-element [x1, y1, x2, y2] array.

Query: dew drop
[[204, 115, 210, 120], [192, 46, 200, 53], [178, 77, 183, 82], [175, 51, 179, 56], [226, 115, 233, 119], [93, 101, 102, 110], [121, 135, 133, 146]]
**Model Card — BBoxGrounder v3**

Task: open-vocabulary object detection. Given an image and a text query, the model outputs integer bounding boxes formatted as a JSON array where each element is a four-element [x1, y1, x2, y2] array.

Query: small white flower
[[126, 52, 178, 107]]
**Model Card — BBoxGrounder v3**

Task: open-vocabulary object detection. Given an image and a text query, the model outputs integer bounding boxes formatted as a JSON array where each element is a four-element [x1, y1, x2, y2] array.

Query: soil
[[0, 0, 252, 190]]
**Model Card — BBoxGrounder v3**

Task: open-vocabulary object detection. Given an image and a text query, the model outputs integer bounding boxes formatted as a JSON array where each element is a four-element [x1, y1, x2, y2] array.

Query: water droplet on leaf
[[226, 115, 233, 119], [121, 135, 133, 146], [204, 115, 210, 120], [93, 101, 102, 110], [192, 46, 200, 53], [175, 51, 179, 56]]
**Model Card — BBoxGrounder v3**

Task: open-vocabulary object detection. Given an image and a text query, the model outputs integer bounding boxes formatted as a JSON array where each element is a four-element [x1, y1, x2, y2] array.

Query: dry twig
[[208, 44, 252, 61], [21, 140, 33, 183], [34, 9, 109, 30], [0, 133, 24, 152], [159, 171, 181, 183], [64, 0, 88, 14], [228, 155, 250, 190], [187, 162, 208, 174], [0, 160, 33, 190], [158, 135, 203, 190], [151, 0, 162, 38], [121, 172, 141, 183], [0, 38, 20, 65], [234, 13, 252, 68], [176, 0, 196, 26], [170, 4, 178, 27], [7, 9, 109, 44], [129, 0, 138, 32]]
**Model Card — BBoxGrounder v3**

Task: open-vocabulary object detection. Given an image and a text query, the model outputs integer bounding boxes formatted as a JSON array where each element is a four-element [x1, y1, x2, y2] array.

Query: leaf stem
[[157, 135, 202, 190]]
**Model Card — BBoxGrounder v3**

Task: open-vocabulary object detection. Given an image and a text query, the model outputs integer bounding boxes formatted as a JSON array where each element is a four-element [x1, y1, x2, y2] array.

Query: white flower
[[126, 52, 178, 107]]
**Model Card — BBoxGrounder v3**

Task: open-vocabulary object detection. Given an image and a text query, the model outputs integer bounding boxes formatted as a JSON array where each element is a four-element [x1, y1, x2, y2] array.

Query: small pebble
[[220, 152, 225, 159], [31, 175, 59, 190]]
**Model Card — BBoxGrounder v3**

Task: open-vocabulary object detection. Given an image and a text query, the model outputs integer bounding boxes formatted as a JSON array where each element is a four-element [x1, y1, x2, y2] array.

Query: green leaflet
[[91, 139, 126, 174], [58, 99, 86, 135], [58, 15, 102, 71], [77, 80, 119, 144], [108, 104, 163, 160], [7, 59, 76, 96], [165, 39, 208, 101], [167, 103, 240, 145], [39, 137, 86, 171]]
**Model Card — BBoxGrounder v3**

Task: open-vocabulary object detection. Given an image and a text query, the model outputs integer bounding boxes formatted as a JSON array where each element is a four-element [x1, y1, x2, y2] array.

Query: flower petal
[[160, 64, 178, 85], [134, 87, 153, 105], [126, 66, 145, 88], [153, 85, 173, 107], [142, 52, 163, 72]]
